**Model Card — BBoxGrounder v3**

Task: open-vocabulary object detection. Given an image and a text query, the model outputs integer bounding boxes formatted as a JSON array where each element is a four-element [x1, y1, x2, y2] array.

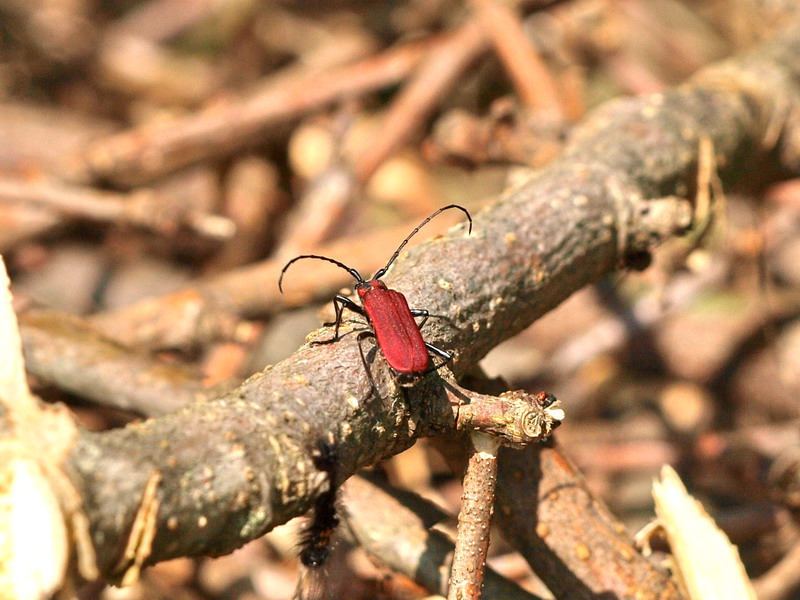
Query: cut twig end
[[451, 386, 563, 447]]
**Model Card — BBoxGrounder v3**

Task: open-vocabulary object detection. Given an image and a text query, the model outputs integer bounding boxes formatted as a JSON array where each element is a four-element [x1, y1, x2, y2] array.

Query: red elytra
[[357, 281, 429, 374], [279, 204, 472, 379]]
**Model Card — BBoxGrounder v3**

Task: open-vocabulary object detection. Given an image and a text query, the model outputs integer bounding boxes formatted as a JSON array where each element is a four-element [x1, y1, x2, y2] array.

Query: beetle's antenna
[[373, 204, 473, 280], [278, 255, 364, 293]]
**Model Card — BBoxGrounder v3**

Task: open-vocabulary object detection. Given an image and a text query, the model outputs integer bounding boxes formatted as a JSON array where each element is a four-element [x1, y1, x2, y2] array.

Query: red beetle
[[279, 204, 472, 381]]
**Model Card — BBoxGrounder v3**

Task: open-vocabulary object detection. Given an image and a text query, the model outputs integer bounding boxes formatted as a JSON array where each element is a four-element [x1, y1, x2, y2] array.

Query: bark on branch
[[29, 18, 800, 588]]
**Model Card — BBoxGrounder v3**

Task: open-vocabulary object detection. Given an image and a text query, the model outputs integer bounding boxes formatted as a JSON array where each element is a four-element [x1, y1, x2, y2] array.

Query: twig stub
[[453, 388, 564, 447]]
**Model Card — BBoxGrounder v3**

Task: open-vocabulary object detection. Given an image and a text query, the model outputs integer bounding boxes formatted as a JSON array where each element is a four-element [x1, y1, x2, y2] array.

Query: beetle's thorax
[[356, 279, 387, 299]]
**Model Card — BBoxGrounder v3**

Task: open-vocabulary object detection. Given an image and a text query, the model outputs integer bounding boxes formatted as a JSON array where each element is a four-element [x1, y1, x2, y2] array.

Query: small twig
[[470, 0, 564, 118], [203, 156, 283, 272], [354, 20, 489, 183], [278, 58, 480, 255], [448, 432, 501, 600], [342, 475, 545, 600], [117, 470, 162, 586], [274, 166, 356, 258], [0, 176, 235, 240], [273, 101, 362, 257]]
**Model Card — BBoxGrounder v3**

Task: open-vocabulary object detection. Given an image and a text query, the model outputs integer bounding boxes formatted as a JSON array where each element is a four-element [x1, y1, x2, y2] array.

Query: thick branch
[[495, 443, 683, 599], [62, 21, 800, 581], [19, 311, 211, 416]]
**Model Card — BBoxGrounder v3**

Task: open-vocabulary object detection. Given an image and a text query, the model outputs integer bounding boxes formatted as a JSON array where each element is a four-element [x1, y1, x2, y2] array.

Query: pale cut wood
[[652, 465, 756, 600], [0, 256, 69, 600]]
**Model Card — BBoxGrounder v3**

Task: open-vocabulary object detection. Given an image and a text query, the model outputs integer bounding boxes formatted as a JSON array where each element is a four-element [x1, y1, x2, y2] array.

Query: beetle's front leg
[[315, 295, 365, 344]]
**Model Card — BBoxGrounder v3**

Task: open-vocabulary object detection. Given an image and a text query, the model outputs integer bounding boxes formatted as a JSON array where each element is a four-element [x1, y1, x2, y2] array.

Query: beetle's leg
[[411, 310, 463, 332], [315, 295, 364, 344], [409, 308, 429, 329], [425, 342, 452, 364], [356, 331, 379, 397], [396, 344, 453, 382], [414, 342, 453, 377]]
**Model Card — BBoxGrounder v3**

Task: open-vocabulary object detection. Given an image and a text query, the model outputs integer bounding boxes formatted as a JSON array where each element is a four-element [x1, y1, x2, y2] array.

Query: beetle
[[278, 204, 472, 382]]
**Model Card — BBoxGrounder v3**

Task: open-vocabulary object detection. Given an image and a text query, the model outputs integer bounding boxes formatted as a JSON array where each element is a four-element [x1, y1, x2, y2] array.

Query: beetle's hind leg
[[403, 310, 456, 378], [421, 342, 453, 375], [426, 343, 452, 362], [314, 295, 365, 344], [396, 342, 454, 382]]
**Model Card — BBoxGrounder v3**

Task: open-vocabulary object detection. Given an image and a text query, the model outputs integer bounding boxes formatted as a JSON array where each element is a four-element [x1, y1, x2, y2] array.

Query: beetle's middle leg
[[410, 308, 429, 329]]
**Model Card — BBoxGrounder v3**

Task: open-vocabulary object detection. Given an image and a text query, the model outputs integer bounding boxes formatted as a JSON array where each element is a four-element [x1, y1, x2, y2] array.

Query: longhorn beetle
[[278, 204, 472, 382]]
